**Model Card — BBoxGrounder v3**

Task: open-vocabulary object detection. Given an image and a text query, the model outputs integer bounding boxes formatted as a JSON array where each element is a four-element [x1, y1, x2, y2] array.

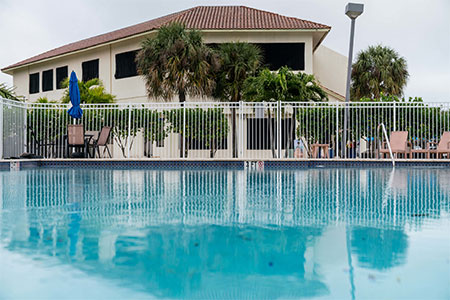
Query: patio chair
[[67, 124, 87, 158], [429, 132, 450, 158], [27, 126, 58, 158], [90, 126, 112, 158], [379, 131, 411, 159]]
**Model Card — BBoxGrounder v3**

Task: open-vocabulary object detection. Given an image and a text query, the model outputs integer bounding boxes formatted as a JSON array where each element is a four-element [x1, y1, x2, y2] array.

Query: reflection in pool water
[[0, 167, 449, 299]]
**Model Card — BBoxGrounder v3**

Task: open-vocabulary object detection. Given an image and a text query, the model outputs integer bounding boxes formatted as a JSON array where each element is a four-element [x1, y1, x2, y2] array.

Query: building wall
[[13, 46, 112, 102], [10, 30, 320, 103], [313, 45, 348, 101]]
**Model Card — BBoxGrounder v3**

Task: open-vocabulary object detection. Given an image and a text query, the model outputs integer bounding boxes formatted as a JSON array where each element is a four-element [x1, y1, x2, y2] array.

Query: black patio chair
[[89, 126, 112, 158]]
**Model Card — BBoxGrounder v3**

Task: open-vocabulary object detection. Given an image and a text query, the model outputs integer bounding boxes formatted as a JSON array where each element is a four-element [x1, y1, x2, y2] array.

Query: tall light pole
[[342, 3, 364, 159]]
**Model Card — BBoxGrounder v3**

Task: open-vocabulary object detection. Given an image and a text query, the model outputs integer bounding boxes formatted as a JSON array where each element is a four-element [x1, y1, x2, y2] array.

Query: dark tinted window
[[247, 118, 294, 150], [256, 43, 305, 71], [82, 59, 99, 82], [115, 50, 138, 79], [42, 69, 53, 92], [29, 73, 39, 94], [56, 66, 68, 89]]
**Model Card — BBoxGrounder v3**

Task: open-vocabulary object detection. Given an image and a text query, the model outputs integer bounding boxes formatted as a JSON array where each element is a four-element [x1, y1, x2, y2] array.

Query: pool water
[[0, 167, 449, 299]]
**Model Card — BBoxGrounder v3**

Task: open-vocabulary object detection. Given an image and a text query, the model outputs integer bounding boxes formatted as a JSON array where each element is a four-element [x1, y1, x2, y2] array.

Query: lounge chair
[[379, 131, 411, 159], [67, 124, 87, 158], [90, 126, 112, 158], [429, 132, 450, 158]]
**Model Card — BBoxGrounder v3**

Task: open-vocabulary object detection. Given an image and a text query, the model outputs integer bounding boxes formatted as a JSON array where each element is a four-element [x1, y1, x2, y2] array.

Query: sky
[[0, 0, 449, 101]]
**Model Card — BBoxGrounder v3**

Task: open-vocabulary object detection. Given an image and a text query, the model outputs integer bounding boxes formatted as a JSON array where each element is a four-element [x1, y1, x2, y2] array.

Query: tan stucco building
[[2, 6, 347, 103]]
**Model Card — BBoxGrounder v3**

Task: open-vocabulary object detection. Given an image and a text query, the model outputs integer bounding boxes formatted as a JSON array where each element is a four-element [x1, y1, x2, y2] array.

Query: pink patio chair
[[67, 124, 87, 158], [429, 132, 450, 158], [379, 131, 411, 159]]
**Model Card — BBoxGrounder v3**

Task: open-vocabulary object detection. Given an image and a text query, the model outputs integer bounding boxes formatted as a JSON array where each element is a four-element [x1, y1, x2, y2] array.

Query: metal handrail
[[378, 123, 395, 167]]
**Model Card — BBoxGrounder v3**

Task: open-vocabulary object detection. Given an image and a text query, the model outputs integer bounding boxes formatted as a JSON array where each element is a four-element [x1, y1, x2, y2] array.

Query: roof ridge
[[239, 5, 331, 29], [186, 5, 331, 28]]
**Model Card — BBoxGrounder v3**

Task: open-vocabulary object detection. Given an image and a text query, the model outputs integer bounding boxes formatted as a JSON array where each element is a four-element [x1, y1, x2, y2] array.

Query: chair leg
[[105, 145, 112, 158]]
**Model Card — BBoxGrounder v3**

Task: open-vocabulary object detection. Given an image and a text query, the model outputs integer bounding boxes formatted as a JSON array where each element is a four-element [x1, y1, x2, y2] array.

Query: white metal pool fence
[[1, 97, 450, 160]]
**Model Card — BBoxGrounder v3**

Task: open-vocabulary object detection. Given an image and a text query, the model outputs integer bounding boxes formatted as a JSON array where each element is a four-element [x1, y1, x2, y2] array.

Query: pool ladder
[[378, 123, 395, 167]]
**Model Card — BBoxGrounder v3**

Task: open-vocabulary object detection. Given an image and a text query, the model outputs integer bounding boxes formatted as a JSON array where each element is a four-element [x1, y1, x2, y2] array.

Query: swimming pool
[[0, 167, 449, 299]]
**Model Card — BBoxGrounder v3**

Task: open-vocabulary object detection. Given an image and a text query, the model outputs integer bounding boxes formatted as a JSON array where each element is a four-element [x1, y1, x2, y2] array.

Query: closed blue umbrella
[[68, 71, 83, 119]]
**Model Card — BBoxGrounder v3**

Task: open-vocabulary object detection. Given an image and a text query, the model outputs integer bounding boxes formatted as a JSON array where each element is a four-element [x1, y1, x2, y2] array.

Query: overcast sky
[[1, 0, 449, 101]]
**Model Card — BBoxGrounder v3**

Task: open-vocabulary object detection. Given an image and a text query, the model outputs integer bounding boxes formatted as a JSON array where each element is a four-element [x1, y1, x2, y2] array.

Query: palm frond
[[0, 83, 22, 101]]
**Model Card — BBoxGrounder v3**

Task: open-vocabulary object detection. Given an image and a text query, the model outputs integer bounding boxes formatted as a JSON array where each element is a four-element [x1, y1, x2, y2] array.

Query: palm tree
[[351, 45, 408, 101], [136, 22, 217, 102], [61, 78, 115, 104], [0, 83, 21, 100], [214, 42, 262, 158], [244, 67, 327, 157]]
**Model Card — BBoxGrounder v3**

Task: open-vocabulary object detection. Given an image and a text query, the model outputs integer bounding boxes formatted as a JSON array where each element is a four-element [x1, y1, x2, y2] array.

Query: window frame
[[256, 43, 305, 71], [115, 50, 139, 79], [82, 59, 99, 82], [56, 66, 68, 90], [42, 69, 53, 92], [29, 73, 39, 94]]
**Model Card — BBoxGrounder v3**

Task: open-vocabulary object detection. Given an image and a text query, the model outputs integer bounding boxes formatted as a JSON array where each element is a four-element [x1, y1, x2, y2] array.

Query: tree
[[61, 78, 115, 104], [0, 83, 22, 101], [214, 42, 262, 157], [351, 45, 409, 101], [244, 67, 327, 157], [136, 22, 218, 102], [111, 108, 169, 158], [136, 22, 218, 157], [244, 67, 327, 102], [165, 108, 229, 158]]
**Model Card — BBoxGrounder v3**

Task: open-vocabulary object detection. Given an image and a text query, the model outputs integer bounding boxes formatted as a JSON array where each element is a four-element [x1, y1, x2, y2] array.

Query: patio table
[[64, 134, 94, 158]]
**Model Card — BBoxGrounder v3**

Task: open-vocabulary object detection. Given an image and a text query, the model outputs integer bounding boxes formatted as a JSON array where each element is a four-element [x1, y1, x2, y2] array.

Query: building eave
[[321, 85, 345, 102], [2, 28, 330, 74]]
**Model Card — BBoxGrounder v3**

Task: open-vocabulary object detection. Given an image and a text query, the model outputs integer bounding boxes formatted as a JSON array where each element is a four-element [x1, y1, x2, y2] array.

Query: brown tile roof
[[2, 6, 330, 72]]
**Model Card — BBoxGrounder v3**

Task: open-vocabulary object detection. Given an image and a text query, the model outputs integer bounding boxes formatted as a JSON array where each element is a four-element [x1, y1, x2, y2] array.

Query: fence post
[[127, 104, 132, 158], [336, 103, 339, 159], [277, 100, 281, 158], [23, 102, 27, 154], [239, 101, 243, 158], [393, 101, 396, 131], [0, 99, 3, 159], [182, 103, 186, 158]]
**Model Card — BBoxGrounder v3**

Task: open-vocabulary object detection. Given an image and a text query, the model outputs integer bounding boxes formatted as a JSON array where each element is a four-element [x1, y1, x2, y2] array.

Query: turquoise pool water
[[0, 167, 449, 299]]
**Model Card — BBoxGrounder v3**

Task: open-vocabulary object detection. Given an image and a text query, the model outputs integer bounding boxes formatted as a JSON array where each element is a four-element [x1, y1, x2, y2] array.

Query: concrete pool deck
[[1, 158, 450, 170]]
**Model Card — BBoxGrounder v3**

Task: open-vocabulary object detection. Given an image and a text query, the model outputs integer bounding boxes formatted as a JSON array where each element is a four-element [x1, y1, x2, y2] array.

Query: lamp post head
[[345, 3, 364, 19]]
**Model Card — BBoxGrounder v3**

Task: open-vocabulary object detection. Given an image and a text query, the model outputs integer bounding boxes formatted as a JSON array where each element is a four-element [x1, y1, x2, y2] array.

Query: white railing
[[1, 98, 450, 160], [0, 98, 27, 159]]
